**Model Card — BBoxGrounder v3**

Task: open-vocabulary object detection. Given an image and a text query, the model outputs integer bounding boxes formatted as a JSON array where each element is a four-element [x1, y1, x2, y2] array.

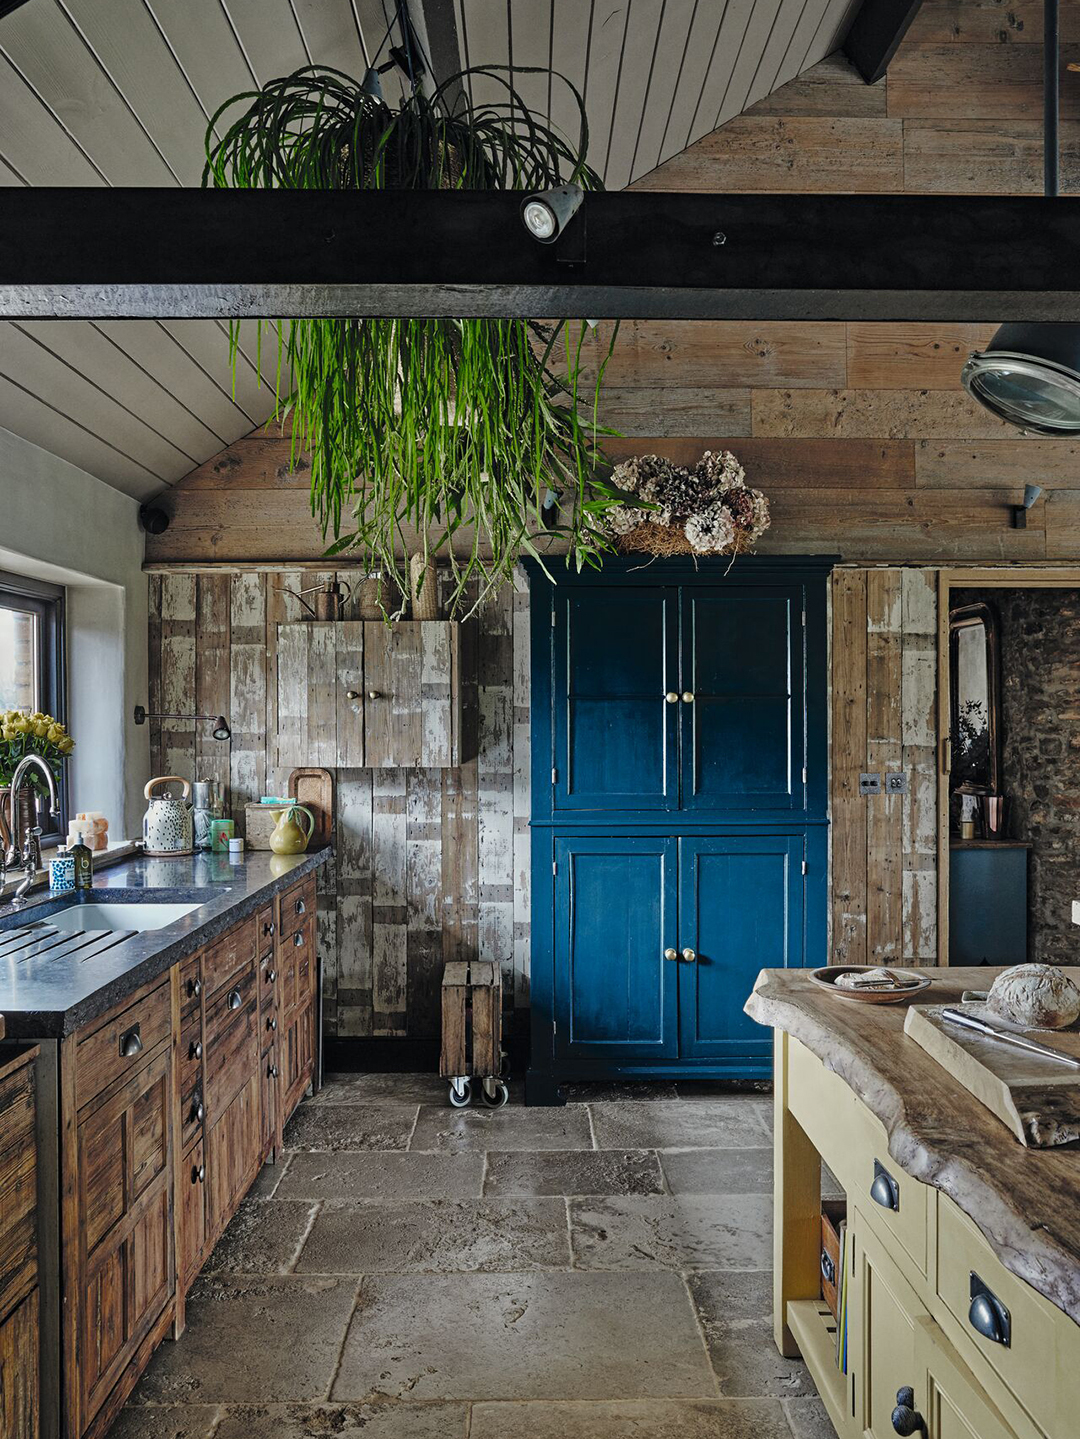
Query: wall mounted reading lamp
[[133, 706, 231, 741]]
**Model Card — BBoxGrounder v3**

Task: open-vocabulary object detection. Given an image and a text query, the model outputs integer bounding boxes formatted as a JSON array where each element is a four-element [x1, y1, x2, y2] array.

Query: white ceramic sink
[[46, 901, 203, 932]]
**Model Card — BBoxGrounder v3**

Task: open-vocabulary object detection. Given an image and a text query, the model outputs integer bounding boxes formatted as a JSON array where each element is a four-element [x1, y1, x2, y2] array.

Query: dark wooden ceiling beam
[[2, 188, 1079, 322], [843, 0, 926, 85]]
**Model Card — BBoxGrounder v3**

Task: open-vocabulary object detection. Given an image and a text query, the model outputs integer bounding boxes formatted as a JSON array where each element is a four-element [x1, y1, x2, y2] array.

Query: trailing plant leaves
[[204, 65, 618, 613]]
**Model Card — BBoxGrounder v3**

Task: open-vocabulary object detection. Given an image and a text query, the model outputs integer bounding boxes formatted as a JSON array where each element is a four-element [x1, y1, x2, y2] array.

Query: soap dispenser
[[70, 829, 94, 891]]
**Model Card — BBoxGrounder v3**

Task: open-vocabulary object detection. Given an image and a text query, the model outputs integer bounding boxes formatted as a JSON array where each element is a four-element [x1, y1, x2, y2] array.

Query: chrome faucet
[[3, 754, 61, 905]]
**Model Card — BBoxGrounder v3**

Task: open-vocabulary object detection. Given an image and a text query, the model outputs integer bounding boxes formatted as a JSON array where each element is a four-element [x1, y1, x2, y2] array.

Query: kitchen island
[[0, 846, 332, 1439], [747, 967, 1080, 1439]]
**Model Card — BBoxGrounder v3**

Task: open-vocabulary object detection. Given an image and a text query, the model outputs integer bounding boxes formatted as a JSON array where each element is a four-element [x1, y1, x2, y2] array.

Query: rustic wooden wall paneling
[[147, 569, 528, 1040], [829, 566, 940, 968]]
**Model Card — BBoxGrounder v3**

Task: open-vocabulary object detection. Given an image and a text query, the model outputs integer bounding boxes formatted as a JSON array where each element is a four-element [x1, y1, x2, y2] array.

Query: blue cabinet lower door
[[553, 835, 679, 1062], [678, 834, 804, 1060]]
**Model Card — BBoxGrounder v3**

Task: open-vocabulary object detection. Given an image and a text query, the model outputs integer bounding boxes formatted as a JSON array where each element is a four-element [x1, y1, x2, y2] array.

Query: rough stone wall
[[956, 588, 1080, 963]]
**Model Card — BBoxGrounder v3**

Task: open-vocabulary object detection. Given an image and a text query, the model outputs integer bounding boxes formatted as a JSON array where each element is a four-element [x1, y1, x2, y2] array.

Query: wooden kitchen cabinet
[[0, 1289, 39, 1439], [0, 1045, 39, 1439], [275, 619, 475, 768]]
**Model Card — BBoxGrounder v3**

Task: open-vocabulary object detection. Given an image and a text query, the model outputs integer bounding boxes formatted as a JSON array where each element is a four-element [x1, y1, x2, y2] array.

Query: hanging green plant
[[203, 65, 620, 614]]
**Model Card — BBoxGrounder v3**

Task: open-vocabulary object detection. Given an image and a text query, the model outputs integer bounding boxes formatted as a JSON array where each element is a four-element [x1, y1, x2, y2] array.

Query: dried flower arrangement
[[605, 451, 770, 558]]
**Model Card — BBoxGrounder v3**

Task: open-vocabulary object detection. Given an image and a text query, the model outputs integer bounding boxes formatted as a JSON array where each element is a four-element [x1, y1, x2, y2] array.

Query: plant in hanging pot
[[204, 65, 622, 615], [0, 709, 74, 848]]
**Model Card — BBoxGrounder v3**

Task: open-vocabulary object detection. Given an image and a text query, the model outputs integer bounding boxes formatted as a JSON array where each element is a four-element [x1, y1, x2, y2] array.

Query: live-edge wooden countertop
[[746, 967, 1080, 1326]]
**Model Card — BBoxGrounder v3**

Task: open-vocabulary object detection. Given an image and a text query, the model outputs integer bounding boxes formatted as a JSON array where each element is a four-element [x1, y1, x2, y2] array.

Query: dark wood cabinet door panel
[[0, 1052, 38, 1317], [0, 1288, 38, 1439], [204, 968, 258, 1126], [178, 1139, 208, 1288]]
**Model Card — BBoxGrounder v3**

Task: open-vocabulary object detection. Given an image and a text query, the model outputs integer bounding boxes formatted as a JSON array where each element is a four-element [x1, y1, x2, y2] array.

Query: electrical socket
[[885, 772, 908, 796], [859, 773, 882, 796]]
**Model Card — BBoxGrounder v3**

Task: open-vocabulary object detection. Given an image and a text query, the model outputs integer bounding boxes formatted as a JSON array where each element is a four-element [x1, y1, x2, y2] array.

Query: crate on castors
[[440, 960, 508, 1108]]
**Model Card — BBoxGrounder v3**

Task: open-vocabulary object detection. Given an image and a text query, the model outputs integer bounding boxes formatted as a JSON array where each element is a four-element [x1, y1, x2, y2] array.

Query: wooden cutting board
[[904, 1002, 1080, 1147], [288, 767, 333, 848]]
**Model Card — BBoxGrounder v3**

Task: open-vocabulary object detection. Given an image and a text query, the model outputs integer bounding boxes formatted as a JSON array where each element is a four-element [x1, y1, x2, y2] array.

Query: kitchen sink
[[45, 901, 204, 932]]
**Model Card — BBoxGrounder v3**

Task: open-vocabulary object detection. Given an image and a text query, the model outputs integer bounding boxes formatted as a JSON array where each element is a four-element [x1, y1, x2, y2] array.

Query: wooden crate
[[440, 961, 502, 1079]]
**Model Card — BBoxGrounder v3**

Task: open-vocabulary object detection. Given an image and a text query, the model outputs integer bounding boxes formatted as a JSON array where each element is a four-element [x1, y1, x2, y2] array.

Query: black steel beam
[[2, 188, 1079, 322], [843, 0, 925, 85]]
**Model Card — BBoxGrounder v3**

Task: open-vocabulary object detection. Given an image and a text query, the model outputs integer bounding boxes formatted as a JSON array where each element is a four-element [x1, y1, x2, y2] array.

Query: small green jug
[[269, 803, 315, 855]]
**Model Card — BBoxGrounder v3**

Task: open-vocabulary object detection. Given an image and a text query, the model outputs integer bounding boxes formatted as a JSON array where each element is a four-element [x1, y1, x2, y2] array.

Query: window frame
[[0, 569, 68, 848]]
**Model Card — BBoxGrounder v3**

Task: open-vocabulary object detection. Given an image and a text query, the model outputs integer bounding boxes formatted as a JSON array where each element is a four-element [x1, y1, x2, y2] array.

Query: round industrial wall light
[[962, 324, 1080, 435]]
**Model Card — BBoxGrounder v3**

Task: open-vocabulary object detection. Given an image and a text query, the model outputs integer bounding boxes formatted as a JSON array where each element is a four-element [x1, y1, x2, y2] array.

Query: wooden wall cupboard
[[58, 871, 318, 1439], [275, 619, 476, 769], [525, 557, 831, 1101]]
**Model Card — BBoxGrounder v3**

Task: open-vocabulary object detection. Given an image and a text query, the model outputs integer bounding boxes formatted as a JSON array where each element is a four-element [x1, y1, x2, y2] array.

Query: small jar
[[49, 848, 75, 893], [228, 836, 245, 861]]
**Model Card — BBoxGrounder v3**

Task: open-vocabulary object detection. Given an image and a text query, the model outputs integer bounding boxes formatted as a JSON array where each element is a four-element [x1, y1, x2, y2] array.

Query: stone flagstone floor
[[116, 1075, 836, 1439]]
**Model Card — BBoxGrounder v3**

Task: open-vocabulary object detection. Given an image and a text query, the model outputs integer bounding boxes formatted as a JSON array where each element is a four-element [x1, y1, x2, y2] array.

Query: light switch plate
[[859, 773, 882, 796], [885, 772, 908, 795]]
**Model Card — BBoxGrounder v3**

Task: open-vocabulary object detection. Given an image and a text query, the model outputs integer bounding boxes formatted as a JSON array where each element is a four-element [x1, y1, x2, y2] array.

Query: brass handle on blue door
[[681, 691, 694, 703], [664, 947, 677, 961], [682, 948, 697, 963], [665, 692, 678, 704]]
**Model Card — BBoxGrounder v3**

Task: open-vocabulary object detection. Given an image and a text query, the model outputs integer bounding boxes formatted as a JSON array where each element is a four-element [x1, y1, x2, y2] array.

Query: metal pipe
[[1046, 0, 1060, 197]]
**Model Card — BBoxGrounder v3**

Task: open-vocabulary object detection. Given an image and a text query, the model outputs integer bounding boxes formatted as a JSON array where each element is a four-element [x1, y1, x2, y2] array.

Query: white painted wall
[[0, 426, 148, 839]]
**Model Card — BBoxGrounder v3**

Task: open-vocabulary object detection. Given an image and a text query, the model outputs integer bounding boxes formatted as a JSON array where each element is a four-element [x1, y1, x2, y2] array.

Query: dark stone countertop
[[0, 847, 332, 1039]]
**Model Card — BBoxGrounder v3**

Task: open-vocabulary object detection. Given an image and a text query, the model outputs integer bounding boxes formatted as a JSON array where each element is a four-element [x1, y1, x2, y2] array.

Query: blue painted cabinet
[[525, 557, 831, 1103], [553, 835, 679, 1062], [678, 834, 805, 1061]]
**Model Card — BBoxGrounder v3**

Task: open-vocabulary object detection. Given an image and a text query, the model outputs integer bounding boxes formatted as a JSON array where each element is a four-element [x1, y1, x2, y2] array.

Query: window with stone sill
[[0, 571, 67, 847]]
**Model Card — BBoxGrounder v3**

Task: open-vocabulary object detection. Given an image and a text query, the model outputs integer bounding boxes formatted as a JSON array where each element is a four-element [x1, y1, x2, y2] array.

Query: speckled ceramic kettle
[[142, 775, 194, 856]]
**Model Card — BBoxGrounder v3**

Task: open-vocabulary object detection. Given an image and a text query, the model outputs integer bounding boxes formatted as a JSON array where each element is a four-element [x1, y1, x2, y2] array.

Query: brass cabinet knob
[[345, 689, 360, 700], [682, 948, 697, 963], [663, 947, 677, 961], [681, 691, 694, 703], [665, 692, 678, 704], [368, 690, 381, 700]]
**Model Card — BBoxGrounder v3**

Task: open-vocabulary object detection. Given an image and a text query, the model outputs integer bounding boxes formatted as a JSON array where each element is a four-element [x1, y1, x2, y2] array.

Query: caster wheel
[[480, 1079, 510, 1108], [448, 1079, 472, 1108]]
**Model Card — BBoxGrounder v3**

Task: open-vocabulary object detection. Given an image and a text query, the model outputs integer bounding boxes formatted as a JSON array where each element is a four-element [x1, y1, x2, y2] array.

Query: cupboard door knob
[[119, 1025, 143, 1058], [194, 1163, 205, 1184], [269, 1018, 277, 1031], [681, 691, 694, 703], [663, 947, 677, 961], [345, 689, 360, 700], [228, 988, 242, 1011], [891, 1388, 925, 1436], [870, 1160, 900, 1212], [189, 977, 202, 997], [682, 948, 697, 963], [264, 921, 275, 937], [665, 692, 678, 704], [267, 968, 277, 982], [269, 1064, 279, 1078], [190, 1040, 202, 1060], [192, 1097, 204, 1123], [367, 690, 381, 700], [295, 897, 306, 915]]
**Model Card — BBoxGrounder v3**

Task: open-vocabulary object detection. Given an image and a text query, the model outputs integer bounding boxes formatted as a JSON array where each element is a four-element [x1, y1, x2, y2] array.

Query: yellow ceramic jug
[[269, 803, 315, 856]]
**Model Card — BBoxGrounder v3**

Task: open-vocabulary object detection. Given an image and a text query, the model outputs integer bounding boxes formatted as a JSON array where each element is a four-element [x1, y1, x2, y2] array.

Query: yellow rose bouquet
[[0, 709, 75, 795]]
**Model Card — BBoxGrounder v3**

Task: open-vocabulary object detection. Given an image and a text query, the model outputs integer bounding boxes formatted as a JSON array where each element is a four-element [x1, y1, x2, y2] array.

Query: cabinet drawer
[[204, 969, 258, 1122], [936, 1194, 1080, 1439], [848, 1098, 927, 1279], [279, 877, 315, 939], [786, 1036, 856, 1189], [76, 980, 171, 1109], [203, 918, 257, 998], [0, 1056, 37, 1315]]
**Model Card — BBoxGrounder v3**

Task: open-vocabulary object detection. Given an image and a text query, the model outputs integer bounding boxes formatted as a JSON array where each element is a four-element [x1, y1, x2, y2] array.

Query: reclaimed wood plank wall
[[146, 569, 530, 1040]]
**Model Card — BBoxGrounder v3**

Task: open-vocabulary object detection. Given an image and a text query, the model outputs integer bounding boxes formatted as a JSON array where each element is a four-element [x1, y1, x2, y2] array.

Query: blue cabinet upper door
[[554, 587, 678, 811], [678, 834, 804, 1060], [553, 835, 679, 1061], [680, 587, 804, 812]]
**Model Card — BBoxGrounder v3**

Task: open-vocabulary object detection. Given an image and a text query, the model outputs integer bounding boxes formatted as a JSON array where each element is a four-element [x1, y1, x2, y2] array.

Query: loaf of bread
[[987, 963, 1080, 1030]]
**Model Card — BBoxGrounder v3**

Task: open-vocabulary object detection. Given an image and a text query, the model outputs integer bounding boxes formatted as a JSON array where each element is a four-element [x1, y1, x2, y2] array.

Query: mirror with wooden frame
[[949, 601, 1001, 795]]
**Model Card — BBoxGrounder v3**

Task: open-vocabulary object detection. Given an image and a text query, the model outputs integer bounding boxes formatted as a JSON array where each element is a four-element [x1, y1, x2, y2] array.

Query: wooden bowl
[[808, 966, 932, 1004]]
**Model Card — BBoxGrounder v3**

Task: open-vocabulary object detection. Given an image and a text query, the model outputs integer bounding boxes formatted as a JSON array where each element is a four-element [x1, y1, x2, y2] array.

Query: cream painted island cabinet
[[748, 968, 1080, 1439]]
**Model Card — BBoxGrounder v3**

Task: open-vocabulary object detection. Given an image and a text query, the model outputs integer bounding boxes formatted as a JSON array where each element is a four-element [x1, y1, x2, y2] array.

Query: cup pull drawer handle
[[295, 897, 306, 915], [969, 1274, 1011, 1346], [870, 1160, 900, 1212], [294, 933, 304, 948], [119, 1025, 143, 1059], [227, 988, 242, 1011]]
